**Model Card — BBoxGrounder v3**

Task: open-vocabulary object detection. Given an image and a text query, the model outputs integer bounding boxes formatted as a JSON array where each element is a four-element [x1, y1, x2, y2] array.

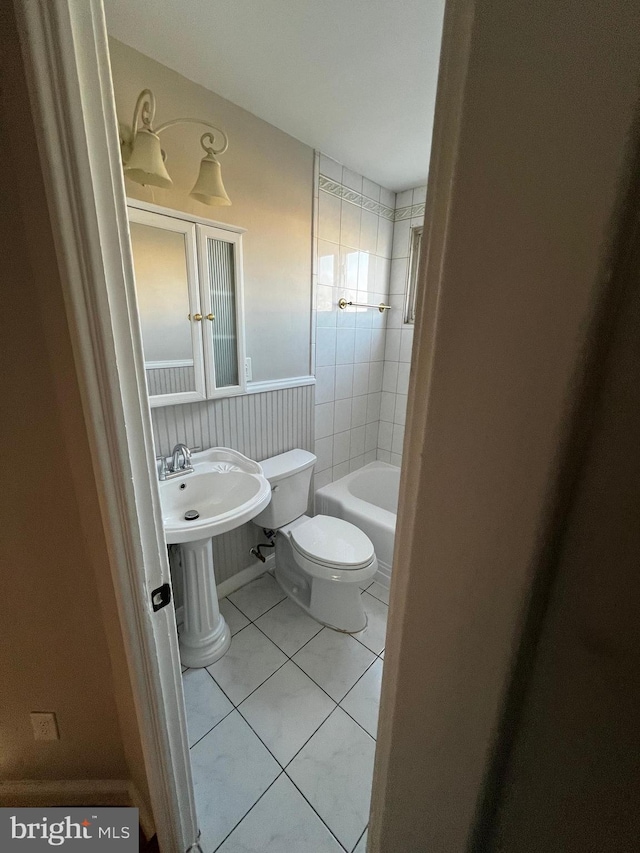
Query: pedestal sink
[[159, 447, 271, 668]]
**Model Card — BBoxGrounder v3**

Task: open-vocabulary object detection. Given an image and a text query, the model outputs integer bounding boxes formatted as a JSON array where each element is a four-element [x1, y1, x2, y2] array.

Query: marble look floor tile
[[219, 597, 250, 635], [239, 662, 335, 765], [340, 659, 383, 739], [287, 708, 376, 851], [364, 580, 390, 605], [207, 625, 287, 705], [354, 593, 388, 655], [182, 668, 233, 747], [216, 774, 343, 853], [353, 828, 368, 852], [255, 597, 323, 656], [228, 573, 287, 621], [191, 711, 280, 853], [293, 628, 376, 702]]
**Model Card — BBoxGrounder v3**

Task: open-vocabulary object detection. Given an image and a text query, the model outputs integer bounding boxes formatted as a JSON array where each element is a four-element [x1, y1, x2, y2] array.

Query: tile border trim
[[319, 174, 425, 222], [319, 174, 395, 220]]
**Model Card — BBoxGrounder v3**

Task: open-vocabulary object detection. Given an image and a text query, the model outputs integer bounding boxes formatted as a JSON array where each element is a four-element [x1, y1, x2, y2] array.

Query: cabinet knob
[[206, 313, 215, 321], [192, 313, 203, 321]]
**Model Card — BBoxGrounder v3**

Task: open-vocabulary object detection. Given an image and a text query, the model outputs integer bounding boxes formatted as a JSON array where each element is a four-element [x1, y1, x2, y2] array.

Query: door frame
[[13, 1, 198, 850]]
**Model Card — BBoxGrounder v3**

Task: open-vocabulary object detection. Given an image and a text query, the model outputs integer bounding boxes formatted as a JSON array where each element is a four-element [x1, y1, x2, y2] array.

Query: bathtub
[[315, 461, 399, 586]]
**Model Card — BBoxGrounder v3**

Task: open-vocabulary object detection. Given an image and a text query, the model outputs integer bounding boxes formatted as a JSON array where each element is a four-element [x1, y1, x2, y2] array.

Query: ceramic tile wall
[[377, 185, 426, 466], [313, 153, 396, 489]]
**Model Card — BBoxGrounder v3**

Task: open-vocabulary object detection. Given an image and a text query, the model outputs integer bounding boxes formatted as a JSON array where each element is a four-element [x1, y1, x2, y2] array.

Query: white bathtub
[[315, 461, 399, 585]]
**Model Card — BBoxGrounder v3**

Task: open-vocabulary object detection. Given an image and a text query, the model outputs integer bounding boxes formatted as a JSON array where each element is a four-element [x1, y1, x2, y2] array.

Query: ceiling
[[104, 0, 445, 192]]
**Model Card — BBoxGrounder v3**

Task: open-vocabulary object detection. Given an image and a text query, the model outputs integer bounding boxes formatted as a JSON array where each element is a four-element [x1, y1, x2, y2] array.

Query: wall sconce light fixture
[[119, 89, 231, 206]]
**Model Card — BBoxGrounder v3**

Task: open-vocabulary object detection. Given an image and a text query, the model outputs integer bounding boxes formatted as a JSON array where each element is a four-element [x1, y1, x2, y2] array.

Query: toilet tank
[[252, 449, 316, 529]]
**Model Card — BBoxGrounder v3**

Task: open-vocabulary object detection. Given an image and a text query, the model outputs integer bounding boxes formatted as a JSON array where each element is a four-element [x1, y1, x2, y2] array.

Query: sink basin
[[159, 447, 272, 544], [157, 447, 272, 668]]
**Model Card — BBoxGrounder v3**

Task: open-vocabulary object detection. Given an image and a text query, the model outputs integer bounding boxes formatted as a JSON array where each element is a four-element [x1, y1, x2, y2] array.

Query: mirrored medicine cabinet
[[127, 201, 246, 407]]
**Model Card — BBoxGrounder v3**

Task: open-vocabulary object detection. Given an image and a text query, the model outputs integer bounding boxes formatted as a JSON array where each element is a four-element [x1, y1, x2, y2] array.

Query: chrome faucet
[[157, 443, 196, 480]]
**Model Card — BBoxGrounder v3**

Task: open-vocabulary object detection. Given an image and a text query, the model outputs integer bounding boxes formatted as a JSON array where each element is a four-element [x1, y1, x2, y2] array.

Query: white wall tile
[[349, 455, 365, 473], [412, 185, 427, 204], [332, 460, 350, 481], [380, 391, 395, 422], [362, 178, 380, 201], [354, 328, 372, 363], [342, 167, 363, 193], [366, 393, 381, 423], [400, 328, 414, 362], [380, 187, 396, 209], [352, 363, 369, 396], [394, 394, 408, 426], [384, 329, 401, 362], [319, 154, 343, 182], [378, 421, 393, 451], [376, 218, 394, 259], [316, 327, 337, 367], [375, 256, 391, 295], [390, 257, 408, 295], [314, 469, 332, 491], [333, 431, 351, 465], [396, 361, 410, 396], [364, 450, 377, 464], [377, 449, 391, 463], [392, 423, 405, 455], [368, 361, 383, 393], [351, 395, 367, 427], [334, 363, 354, 400], [336, 328, 356, 365], [334, 398, 352, 433], [350, 426, 365, 458], [382, 361, 399, 393], [365, 422, 379, 452], [386, 295, 404, 329], [396, 189, 413, 208], [315, 366, 335, 404], [318, 191, 341, 243], [357, 252, 376, 296], [340, 201, 361, 249], [391, 218, 411, 259], [315, 402, 334, 439], [340, 246, 360, 291], [315, 436, 333, 472], [390, 452, 402, 467], [360, 210, 378, 254], [370, 329, 386, 362], [317, 240, 339, 287]]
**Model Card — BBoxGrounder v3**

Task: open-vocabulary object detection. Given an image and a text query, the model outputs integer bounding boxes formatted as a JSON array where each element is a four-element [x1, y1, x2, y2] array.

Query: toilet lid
[[290, 515, 375, 570]]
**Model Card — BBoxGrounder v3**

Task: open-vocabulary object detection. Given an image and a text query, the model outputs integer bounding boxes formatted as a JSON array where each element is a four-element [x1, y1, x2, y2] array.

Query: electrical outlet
[[30, 712, 59, 741], [245, 357, 252, 382]]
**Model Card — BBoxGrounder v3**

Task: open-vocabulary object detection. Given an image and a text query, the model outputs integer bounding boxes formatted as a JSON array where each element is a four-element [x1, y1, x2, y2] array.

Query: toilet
[[253, 449, 378, 633]]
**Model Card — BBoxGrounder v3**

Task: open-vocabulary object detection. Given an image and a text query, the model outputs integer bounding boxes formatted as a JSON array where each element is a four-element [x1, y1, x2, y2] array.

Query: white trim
[[0, 779, 130, 807], [146, 359, 195, 369], [246, 375, 316, 394], [127, 196, 247, 234], [13, 2, 197, 851]]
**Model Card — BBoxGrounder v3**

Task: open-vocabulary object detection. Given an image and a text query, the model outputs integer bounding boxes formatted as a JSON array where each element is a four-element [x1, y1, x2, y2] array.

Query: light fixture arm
[[128, 88, 229, 156]]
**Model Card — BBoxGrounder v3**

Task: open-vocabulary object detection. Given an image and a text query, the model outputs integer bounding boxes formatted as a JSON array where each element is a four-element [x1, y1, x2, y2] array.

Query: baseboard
[[217, 552, 275, 598], [175, 553, 275, 626], [0, 779, 130, 808]]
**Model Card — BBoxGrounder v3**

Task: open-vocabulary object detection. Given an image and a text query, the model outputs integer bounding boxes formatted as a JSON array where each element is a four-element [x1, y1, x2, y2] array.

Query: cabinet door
[[128, 207, 207, 406], [197, 224, 247, 398]]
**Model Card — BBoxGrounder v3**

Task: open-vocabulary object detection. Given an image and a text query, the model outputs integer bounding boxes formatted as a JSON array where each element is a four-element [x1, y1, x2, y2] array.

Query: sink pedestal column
[[178, 537, 231, 668]]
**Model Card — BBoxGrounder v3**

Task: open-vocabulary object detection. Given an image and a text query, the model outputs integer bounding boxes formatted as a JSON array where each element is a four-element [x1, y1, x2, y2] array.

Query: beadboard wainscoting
[[152, 385, 314, 591], [146, 365, 195, 396]]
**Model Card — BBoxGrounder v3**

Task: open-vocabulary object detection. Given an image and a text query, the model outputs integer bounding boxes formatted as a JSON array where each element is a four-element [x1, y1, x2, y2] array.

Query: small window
[[404, 225, 423, 324]]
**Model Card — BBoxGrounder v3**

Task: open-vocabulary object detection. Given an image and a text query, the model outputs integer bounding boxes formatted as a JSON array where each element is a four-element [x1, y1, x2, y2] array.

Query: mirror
[[128, 202, 246, 406]]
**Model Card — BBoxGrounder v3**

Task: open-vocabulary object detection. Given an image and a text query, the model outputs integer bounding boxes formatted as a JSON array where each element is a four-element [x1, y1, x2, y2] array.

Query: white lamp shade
[[190, 155, 231, 206], [124, 128, 173, 189]]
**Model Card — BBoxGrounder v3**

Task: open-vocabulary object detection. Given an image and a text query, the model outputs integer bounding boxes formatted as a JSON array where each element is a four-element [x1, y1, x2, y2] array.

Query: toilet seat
[[289, 515, 375, 571]]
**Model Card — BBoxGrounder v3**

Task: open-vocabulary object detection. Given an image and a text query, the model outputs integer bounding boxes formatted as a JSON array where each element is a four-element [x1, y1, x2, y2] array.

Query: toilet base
[[274, 530, 376, 633]]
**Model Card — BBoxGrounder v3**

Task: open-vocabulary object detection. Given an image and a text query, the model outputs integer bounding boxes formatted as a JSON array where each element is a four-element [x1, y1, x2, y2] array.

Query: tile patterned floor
[[182, 572, 388, 853]]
